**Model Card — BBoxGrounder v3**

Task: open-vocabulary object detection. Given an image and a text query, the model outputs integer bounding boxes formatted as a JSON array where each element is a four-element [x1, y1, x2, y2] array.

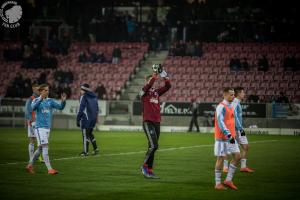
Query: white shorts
[[27, 122, 36, 138], [35, 128, 50, 145], [214, 140, 240, 157], [236, 130, 249, 145], [27, 126, 36, 138]]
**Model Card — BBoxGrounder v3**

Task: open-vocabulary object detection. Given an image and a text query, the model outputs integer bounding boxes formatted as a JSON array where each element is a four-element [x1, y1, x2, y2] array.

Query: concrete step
[[109, 101, 130, 114], [103, 114, 131, 125]]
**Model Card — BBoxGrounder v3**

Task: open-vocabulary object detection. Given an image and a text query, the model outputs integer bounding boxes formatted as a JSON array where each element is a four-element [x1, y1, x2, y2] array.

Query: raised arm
[[156, 77, 171, 96], [31, 97, 43, 111]]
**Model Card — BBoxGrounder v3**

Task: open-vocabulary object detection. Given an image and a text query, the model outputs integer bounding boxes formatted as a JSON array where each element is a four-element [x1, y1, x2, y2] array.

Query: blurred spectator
[[188, 98, 200, 132], [276, 92, 289, 103], [283, 56, 298, 71], [194, 41, 203, 57], [48, 35, 61, 54], [229, 56, 241, 71], [78, 48, 106, 63], [95, 83, 107, 100], [258, 55, 269, 72], [112, 46, 122, 64], [3, 46, 22, 61], [247, 94, 259, 103], [241, 57, 249, 71], [59, 83, 72, 98], [37, 72, 47, 84], [185, 41, 196, 56]]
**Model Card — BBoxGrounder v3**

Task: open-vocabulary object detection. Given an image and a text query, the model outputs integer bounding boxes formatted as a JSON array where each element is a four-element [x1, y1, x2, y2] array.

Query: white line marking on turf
[[0, 140, 278, 166]]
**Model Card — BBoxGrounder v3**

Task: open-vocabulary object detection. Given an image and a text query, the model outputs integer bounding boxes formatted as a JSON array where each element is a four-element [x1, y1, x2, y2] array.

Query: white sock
[[226, 164, 237, 182], [29, 147, 42, 165], [42, 146, 52, 170], [223, 160, 229, 169], [215, 169, 222, 185], [241, 159, 247, 169], [28, 143, 35, 161]]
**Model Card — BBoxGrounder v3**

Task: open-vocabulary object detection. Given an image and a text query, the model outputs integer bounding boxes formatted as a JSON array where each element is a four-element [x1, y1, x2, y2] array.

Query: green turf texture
[[0, 128, 299, 200]]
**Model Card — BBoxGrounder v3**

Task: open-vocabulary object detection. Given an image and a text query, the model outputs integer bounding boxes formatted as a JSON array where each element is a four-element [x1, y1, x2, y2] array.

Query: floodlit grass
[[0, 128, 299, 200]]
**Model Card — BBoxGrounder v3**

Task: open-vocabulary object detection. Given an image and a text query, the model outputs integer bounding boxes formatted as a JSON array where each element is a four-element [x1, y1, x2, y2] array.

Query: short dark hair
[[39, 84, 49, 91], [234, 87, 244, 96], [223, 87, 234, 93], [32, 84, 39, 88]]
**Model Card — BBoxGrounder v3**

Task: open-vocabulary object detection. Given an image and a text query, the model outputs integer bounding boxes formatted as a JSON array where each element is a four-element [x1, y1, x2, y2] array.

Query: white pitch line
[[0, 140, 278, 166]]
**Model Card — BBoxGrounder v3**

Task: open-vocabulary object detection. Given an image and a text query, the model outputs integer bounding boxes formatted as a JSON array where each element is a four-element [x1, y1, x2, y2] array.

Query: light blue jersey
[[31, 97, 66, 129], [25, 93, 39, 121], [232, 98, 243, 131]]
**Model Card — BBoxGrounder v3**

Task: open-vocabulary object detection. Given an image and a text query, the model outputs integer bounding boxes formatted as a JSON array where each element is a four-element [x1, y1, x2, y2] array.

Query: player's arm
[[139, 73, 158, 97], [31, 97, 43, 111], [76, 96, 87, 126], [96, 101, 100, 124], [235, 104, 245, 136], [25, 98, 32, 125], [156, 77, 171, 96], [50, 94, 66, 110], [216, 105, 235, 143]]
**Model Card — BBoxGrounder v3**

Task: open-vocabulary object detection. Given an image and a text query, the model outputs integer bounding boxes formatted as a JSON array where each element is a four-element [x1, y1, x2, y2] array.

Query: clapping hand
[[61, 93, 67, 101]]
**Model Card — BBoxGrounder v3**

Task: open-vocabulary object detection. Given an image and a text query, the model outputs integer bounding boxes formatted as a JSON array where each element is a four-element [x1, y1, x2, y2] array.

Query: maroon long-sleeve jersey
[[141, 75, 171, 122]]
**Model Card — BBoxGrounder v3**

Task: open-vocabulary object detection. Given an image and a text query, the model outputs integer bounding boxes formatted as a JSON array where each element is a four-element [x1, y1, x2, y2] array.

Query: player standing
[[26, 84, 66, 174], [214, 88, 241, 190], [24, 84, 43, 163], [223, 87, 254, 173], [140, 64, 171, 179], [76, 83, 99, 156]]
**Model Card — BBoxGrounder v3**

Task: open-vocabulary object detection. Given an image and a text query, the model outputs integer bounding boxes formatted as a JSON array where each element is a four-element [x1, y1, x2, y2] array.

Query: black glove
[[157, 64, 163, 73], [76, 121, 80, 127], [227, 134, 235, 144], [240, 129, 246, 136]]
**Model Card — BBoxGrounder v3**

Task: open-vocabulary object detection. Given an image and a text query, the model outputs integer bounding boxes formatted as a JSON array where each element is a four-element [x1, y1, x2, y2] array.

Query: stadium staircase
[[103, 51, 169, 125]]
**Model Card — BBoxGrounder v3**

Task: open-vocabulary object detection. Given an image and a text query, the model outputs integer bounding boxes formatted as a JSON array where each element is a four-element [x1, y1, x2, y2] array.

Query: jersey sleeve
[[31, 97, 43, 111], [140, 75, 157, 97], [235, 103, 243, 131], [25, 98, 32, 120], [156, 78, 171, 96], [77, 96, 87, 122], [50, 99, 66, 110], [216, 104, 231, 136]]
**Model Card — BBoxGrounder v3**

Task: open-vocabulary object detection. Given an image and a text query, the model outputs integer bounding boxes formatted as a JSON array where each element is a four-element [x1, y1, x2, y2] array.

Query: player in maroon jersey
[[140, 64, 171, 179]]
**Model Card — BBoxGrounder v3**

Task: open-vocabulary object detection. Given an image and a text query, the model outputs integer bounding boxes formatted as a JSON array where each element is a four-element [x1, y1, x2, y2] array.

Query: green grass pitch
[[0, 128, 299, 200]]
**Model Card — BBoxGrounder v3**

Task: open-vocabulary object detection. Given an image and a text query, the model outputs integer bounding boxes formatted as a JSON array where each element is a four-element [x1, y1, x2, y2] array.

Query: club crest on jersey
[[42, 109, 50, 113], [150, 98, 159, 104]]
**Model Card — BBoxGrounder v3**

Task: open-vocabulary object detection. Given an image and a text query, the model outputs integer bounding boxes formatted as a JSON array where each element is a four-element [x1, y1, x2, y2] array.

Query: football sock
[[241, 159, 247, 168], [42, 146, 52, 170], [28, 143, 35, 161], [215, 169, 222, 185], [29, 146, 42, 165], [226, 164, 237, 182]]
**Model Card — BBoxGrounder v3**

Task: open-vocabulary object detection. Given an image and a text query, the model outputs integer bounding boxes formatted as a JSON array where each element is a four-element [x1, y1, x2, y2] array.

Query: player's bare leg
[[240, 144, 254, 172]]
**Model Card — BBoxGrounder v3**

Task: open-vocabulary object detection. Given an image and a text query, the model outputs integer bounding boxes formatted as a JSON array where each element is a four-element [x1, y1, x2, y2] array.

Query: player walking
[[76, 83, 99, 156], [26, 84, 66, 175]]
